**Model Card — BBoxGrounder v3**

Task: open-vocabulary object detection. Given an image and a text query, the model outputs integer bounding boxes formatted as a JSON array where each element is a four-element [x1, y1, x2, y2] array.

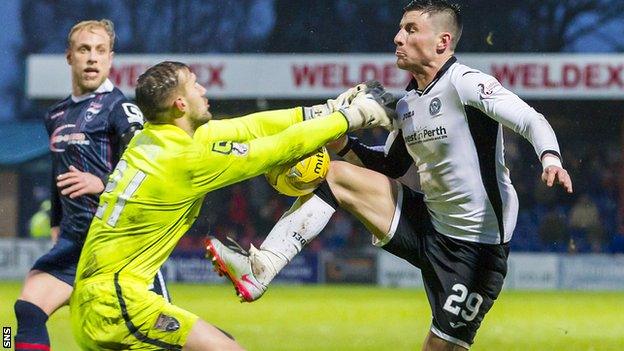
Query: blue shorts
[[31, 237, 81, 286]]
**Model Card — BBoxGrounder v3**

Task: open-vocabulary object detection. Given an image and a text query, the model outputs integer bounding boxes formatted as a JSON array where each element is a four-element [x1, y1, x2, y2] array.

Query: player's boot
[[247, 245, 282, 284], [205, 237, 267, 302]]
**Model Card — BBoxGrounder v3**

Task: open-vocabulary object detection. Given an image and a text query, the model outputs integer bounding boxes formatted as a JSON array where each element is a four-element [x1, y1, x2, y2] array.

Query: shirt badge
[[429, 97, 442, 116], [154, 313, 180, 332], [85, 101, 103, 122]]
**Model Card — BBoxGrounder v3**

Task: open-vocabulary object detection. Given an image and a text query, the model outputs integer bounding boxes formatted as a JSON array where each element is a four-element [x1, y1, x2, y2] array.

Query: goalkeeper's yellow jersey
[[75, 108, 347, 286]]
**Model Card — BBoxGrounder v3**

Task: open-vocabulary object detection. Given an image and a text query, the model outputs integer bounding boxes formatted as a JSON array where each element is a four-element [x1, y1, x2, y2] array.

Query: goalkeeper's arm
[[192, 112, 348, 193], [192, 92, 397, 191], [207, 107, 304, 142], [205, 82, 379, 142]]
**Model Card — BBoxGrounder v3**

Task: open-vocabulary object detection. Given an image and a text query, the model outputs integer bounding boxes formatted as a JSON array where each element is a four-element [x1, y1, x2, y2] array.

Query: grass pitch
[[1, 282, 622, 350]]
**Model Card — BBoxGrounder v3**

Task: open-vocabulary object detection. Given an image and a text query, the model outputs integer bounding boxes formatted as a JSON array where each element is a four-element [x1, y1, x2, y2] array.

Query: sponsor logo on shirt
[[50, 124, 90, 152], [121, 102, 144, 125], [404, 126, 448, 145]]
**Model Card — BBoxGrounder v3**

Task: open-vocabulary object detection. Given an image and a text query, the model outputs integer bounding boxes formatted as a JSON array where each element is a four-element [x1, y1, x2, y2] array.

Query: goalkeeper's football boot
[[205, 237, 267, 302]]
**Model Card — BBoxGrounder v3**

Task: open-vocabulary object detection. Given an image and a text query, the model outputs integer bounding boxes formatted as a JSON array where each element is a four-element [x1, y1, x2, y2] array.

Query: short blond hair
[[67, 19, 115, 50]]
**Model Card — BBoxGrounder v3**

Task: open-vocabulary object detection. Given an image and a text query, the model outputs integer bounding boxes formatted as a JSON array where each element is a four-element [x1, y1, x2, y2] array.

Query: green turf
[[1, 282, 622, 350]]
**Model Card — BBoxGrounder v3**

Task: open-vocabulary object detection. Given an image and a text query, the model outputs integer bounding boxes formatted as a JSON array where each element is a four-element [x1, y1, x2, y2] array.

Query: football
[[265, 147, 330, 197]]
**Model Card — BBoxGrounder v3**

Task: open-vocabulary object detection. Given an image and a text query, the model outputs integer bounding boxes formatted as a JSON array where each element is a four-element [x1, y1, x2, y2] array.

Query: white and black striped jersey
[[346, 57, 561, 244]]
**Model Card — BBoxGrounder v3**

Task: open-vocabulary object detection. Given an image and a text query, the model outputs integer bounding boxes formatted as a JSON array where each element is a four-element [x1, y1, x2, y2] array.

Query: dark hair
[[136, 61, 189, 122], [404, 0, 462, 49]]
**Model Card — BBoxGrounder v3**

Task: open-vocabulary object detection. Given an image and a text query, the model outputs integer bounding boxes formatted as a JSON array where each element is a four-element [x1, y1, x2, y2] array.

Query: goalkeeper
[[69, 60, 394, 350]]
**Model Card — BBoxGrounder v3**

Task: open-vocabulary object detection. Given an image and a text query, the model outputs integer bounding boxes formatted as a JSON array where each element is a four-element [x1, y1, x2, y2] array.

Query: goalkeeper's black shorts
[[381, 184, 509, 348]]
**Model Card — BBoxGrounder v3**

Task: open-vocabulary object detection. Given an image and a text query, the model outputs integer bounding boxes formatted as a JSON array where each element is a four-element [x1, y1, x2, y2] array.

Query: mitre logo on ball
[[265, 147, 330, 197]]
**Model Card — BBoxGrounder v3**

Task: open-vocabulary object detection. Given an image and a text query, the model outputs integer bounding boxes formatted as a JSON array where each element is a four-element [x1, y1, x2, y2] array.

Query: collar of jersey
[[71, 79, 114, 103], [406, 56, 457, 96]]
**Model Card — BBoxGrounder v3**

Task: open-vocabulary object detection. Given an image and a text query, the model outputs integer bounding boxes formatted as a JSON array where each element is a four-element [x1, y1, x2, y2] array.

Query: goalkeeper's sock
[[255, 191, 336, 285]]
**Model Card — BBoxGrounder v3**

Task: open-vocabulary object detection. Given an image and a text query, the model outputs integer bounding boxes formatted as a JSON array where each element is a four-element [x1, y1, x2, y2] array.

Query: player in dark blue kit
[[13, 19, 168, 351]]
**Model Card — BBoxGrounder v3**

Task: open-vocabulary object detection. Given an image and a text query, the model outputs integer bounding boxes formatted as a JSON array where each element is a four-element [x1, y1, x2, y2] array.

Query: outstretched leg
[[255, 160, 399, 284], [207, 161, 399, 301]]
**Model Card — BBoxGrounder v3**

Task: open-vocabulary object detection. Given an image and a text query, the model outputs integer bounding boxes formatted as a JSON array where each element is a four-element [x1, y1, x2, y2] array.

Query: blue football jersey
[[44, 79, 143, 241]]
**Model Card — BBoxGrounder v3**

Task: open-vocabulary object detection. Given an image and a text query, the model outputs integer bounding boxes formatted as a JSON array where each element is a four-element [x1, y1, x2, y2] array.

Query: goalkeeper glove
[[339, 92, 396, 132], [303, 80, 393, 120]]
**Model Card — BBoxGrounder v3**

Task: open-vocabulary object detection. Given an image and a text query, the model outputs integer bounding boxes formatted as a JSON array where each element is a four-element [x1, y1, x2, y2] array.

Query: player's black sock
[[14, 299, 50, 350], [313, 181, 338, 209]]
